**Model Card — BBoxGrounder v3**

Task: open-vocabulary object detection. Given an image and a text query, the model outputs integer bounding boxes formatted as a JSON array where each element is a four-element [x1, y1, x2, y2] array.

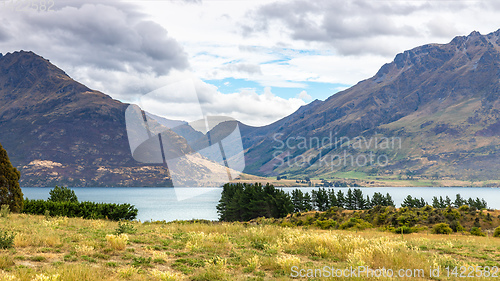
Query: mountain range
[[2, 29, 500, 186], [241, 29, 500, 185], [0, 51, 180, 186]]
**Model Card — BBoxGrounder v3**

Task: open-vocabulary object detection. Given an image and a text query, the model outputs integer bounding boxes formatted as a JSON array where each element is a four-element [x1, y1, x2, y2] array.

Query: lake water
[[21, 186, 500, 222]]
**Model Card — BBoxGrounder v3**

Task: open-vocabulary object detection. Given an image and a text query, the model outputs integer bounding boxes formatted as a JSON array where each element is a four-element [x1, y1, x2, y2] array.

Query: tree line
[[217, 183, 490, 222]]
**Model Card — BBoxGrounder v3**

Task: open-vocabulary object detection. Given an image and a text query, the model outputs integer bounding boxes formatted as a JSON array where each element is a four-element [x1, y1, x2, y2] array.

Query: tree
[[454, 194, 465, 208], [353, 189, 366, 210], [384, 193, 395, 207], [303, 192, 312, 211], [346, 189, 355, 210], [312, 188, 329, 211], [0, 142, 23, 212], [291, 189, 304, 212], [336, 190, 345, 208], [48, 186, 78, 203], [217, 183, 293, 221]]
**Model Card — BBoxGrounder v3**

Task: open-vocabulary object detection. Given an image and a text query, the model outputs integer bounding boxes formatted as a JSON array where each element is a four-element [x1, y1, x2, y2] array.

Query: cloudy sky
[[1, 0, 500, 126]]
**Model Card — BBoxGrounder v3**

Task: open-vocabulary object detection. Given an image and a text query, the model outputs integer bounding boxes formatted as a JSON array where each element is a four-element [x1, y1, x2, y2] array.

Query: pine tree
[[346, 189, 354, 210], [328, 189, 338, 207], [385, 193, 395, 207], [0, 142, 23, 212], [303, 192, 312, 211], [336, 190, 345, 208], [291, 189, 304, 212]]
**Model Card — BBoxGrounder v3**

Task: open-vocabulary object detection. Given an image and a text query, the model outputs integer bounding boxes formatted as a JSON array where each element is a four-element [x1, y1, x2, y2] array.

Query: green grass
[[1, 213, 500, 280]]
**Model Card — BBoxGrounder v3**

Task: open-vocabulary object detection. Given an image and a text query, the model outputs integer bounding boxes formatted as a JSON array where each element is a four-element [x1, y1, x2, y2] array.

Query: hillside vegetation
[[1, 213, 500, 280]]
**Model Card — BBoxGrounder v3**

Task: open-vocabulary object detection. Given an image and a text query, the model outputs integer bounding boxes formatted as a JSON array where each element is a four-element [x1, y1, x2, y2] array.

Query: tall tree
[[0, 142, 23, 212]]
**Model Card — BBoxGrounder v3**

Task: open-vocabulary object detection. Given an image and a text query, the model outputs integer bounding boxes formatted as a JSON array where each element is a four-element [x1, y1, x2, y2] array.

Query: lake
[[21, 186, 500, 222]]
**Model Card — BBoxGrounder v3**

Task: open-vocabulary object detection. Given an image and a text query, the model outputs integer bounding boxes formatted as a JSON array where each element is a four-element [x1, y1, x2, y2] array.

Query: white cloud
[[297, 90, 312, 101], [135, 76, 305, 126]]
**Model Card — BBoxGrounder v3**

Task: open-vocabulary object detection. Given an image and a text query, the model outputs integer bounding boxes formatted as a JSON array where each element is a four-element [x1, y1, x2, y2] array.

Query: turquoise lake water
[[21, 187, 500, 222]]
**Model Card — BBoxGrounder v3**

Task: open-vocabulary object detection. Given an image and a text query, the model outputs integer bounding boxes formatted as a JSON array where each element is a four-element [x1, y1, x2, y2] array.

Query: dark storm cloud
[[242, 0, 473, 56], [0, 0, 188, 76]]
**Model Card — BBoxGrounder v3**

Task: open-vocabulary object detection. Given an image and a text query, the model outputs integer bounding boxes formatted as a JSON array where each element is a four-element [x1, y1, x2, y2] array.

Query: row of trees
[[291, 188, 395, 212], [217, 183, 293, 222], [401, 194, 488, 209], [218, 183, 492, 222]]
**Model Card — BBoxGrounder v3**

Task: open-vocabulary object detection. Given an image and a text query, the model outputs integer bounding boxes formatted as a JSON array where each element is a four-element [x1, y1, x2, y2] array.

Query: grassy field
[[1, 214, 500, 280]]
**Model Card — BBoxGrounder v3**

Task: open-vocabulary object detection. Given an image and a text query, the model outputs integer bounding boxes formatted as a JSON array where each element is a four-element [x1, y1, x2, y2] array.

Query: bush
[[431, 223, 452, 234], [106, 234, 129, 250], [470, 227, 486, 237], [494, 226, 500, 238], [115, 221, 137, 234], [394, 225, 413, 234], [0, 205, 9, 218], [0, 231, 15, 249], [449, 220, 465, 232], [48, 186, 78, 203], [339, 218, 372, 230], [22, 199, 138, 221], [314, 219, 337, 229]]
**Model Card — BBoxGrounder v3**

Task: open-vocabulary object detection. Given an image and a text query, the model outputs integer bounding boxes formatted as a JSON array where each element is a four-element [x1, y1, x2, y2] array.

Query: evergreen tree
[[401, 195, 414, 208], [454, 194, 465, 208], [346, 189, 354, 210], [328, 189, 338, 207], [365, 195, 372, 209], [303, 192, 312, 211], [353, 188, 365, 210], [336, 190, 345, 208], [312, 188, 329, 211], [371, 192, 384, 206], [432, 196, 440, 208], [0, 142, 23, 212], [291, 189, 304, 212], [385, 193, 395, 207], [48, 186, 78, 203], [445, 196, 452, 207], [439, 196, 445, 208]]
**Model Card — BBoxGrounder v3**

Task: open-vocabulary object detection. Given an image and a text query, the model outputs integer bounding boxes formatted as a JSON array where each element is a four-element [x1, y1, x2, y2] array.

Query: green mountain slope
[[242, 29, 500, 185]]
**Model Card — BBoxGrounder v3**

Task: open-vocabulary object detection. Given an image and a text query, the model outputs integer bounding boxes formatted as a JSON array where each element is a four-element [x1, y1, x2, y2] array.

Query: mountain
[[0, 51, 188, 187], [242, 29, 500, 184]]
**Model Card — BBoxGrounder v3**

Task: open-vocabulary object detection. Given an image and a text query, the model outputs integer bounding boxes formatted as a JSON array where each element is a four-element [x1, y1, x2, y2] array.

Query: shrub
[[48, 186, 78, 203], [115, 221, 137, 234], [431, 223, 452, 234], [0, 204, 9, 218], [106, 234, 129, 250], [494, 226, 500, 238], [0, 231, 15, 249], [339, 218, 372, 230], [314, 219, 337, 229], [22, 199, 138, 221], [470, 227, 486, 237], [449, 220, 465, 232], [394, 225, 413, 234]]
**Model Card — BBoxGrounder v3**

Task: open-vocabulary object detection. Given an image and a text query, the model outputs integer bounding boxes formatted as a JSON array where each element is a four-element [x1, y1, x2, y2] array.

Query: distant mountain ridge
[[241, 29, 500, 183], [0, 51, 175, 186]]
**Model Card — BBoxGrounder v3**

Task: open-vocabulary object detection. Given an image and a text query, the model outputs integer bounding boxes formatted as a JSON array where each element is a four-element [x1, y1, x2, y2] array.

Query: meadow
[[1, 213, 500, 280]]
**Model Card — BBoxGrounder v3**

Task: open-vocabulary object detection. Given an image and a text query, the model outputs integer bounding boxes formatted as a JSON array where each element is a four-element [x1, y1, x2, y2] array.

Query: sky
[[1, 0, 500, 126]]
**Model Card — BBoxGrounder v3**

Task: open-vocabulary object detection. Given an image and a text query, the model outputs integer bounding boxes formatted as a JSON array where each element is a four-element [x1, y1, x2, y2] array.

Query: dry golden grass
[[1, 214, 500, 280]]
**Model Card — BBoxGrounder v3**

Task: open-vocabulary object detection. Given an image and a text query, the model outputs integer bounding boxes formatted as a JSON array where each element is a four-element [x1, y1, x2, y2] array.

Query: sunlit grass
[[0, 213, 499, 280]]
